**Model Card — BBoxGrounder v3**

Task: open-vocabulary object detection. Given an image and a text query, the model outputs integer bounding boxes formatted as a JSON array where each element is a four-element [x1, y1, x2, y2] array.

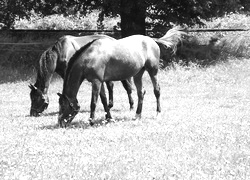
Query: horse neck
[[34, 70, 48, 94], [62, 65, 84, 99], [62, 38, 98, 99], [35, 49, 57, 94]]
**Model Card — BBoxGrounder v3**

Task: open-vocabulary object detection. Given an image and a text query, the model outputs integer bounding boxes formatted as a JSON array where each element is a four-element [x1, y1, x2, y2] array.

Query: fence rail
[[0, 28, 249, 45], [187, 28, 249, 32], [0, 29, 115, 33], [0, 28, 249, 68], [0, 28, 249, 33]]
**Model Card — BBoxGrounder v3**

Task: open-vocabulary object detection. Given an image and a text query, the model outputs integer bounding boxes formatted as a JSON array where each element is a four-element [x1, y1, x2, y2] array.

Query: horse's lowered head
[[57, 93, 80, 128], [29, 84, 49, 117]]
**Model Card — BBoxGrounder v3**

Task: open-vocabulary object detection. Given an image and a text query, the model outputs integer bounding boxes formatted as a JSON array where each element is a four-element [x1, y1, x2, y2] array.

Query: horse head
[[57, 93, 80, 128], [29, 84, 49, 116]]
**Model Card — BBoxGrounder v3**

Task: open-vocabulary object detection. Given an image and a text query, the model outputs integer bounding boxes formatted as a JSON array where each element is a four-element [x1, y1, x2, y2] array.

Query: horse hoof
[[108, 103, 113, 109], [89, 118, 94, 126], [132, 114, 141, 120], [107, 118, 115, 123], [58, 121, 67, 128], [156, 112, 162, 120], [105, 113, 112, 119]]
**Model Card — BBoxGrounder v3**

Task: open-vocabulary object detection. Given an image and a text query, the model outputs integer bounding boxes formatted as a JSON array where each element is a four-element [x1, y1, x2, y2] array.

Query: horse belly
[[104, 58, 143, 81]]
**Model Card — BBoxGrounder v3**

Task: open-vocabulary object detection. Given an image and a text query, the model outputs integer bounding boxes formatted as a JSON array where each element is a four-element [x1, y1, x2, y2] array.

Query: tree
[[101, 0, 250, 37], [1, 0, 250, 33], [68, 0, 250, 37], [120, 0, 146, 37], [0, 0, 34, 29], [146, 0, 250, 29]]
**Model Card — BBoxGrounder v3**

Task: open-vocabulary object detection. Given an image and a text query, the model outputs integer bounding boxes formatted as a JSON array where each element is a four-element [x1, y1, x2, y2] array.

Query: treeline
[[1, 0, 250, 36]]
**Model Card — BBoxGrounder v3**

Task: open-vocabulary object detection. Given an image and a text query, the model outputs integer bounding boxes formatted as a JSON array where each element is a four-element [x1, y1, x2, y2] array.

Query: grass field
[[1, 58, 250, 180]]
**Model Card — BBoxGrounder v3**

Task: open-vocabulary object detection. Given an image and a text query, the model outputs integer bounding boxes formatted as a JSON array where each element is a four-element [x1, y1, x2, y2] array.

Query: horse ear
[[57, 93, 62, 97], [29, 84, 37, 90], [76, 102, 80, 110]]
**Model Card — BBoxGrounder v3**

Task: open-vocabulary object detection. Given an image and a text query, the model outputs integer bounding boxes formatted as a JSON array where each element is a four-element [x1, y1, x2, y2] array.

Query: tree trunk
[[120, 0, 146, 38]]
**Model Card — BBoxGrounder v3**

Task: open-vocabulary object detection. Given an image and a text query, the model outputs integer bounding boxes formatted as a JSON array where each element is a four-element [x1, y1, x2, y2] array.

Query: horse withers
[[29, 35, 134, 116]]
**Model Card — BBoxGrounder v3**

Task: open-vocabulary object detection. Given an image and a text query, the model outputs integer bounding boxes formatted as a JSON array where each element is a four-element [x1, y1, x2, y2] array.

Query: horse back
[[81, 35, 160, 81], [114, 35, 160, 70], [71, 35, 114, 47], [56, 35, 115, 63], [118, 35, 160, 61]]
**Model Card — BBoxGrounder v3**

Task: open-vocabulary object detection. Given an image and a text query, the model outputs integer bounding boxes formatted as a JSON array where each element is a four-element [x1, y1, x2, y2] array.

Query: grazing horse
[[58, 27, 186, 128], [29, 35, 134, 116]]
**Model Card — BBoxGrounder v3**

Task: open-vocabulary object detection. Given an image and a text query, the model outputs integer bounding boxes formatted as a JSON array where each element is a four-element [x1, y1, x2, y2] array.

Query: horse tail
[[153, 26, 187, 53]]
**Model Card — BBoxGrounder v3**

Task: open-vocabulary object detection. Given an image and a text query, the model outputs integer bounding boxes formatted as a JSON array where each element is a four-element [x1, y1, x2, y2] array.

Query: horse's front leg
[[90, 80, 112, 126]]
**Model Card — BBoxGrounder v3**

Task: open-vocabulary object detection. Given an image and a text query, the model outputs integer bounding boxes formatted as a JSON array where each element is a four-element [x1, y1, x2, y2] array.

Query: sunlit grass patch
[[1, 58, 250, 179]]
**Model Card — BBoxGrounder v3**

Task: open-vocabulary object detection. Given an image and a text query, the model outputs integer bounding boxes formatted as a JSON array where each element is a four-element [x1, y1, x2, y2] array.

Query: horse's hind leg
[[99, 83, 112, 120], [148, 69, 161, 115], [121, 78, 134, 110], [133, 68, 146, 120], [105, 81, 114, 109]]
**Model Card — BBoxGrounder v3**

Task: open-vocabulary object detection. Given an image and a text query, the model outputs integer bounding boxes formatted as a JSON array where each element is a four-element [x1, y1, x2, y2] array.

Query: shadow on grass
[[39, 119, 103, 130], [40, 109, 90, 117], [42, 111, 58, 116], [39, 121, 90, 130], [39, 115, 133, 130]]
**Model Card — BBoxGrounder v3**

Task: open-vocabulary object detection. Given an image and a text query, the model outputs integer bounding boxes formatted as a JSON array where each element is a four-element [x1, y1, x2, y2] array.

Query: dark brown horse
[[29, 35, 134, 116], [58, 27, 186, 127]]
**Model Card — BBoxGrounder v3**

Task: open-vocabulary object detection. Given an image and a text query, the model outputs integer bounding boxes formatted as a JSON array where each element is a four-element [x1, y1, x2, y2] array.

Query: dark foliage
[[1, 0, 250, 29]]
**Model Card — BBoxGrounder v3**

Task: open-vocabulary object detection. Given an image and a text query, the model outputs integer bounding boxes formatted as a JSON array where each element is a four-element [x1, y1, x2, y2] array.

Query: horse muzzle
[[30, 109, 41, 117], [58, 114, 75, 128], [30, 103, 48, 117]]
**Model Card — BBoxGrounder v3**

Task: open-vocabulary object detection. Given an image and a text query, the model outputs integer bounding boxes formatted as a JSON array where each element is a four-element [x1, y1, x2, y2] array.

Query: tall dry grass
[[161, 13, 250, 67]]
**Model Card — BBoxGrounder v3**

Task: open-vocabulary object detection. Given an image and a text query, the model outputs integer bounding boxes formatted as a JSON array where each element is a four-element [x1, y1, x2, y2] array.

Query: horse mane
[[35, 44, 58, 88], [38, 36, 64, 77], [35, 35, 74, 89], [51, 36, 66, 54], [65, 39, 98, 78], [153, 26, 187, 53], [40, 35, 70, 77], [35, 48, 50, 88]]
